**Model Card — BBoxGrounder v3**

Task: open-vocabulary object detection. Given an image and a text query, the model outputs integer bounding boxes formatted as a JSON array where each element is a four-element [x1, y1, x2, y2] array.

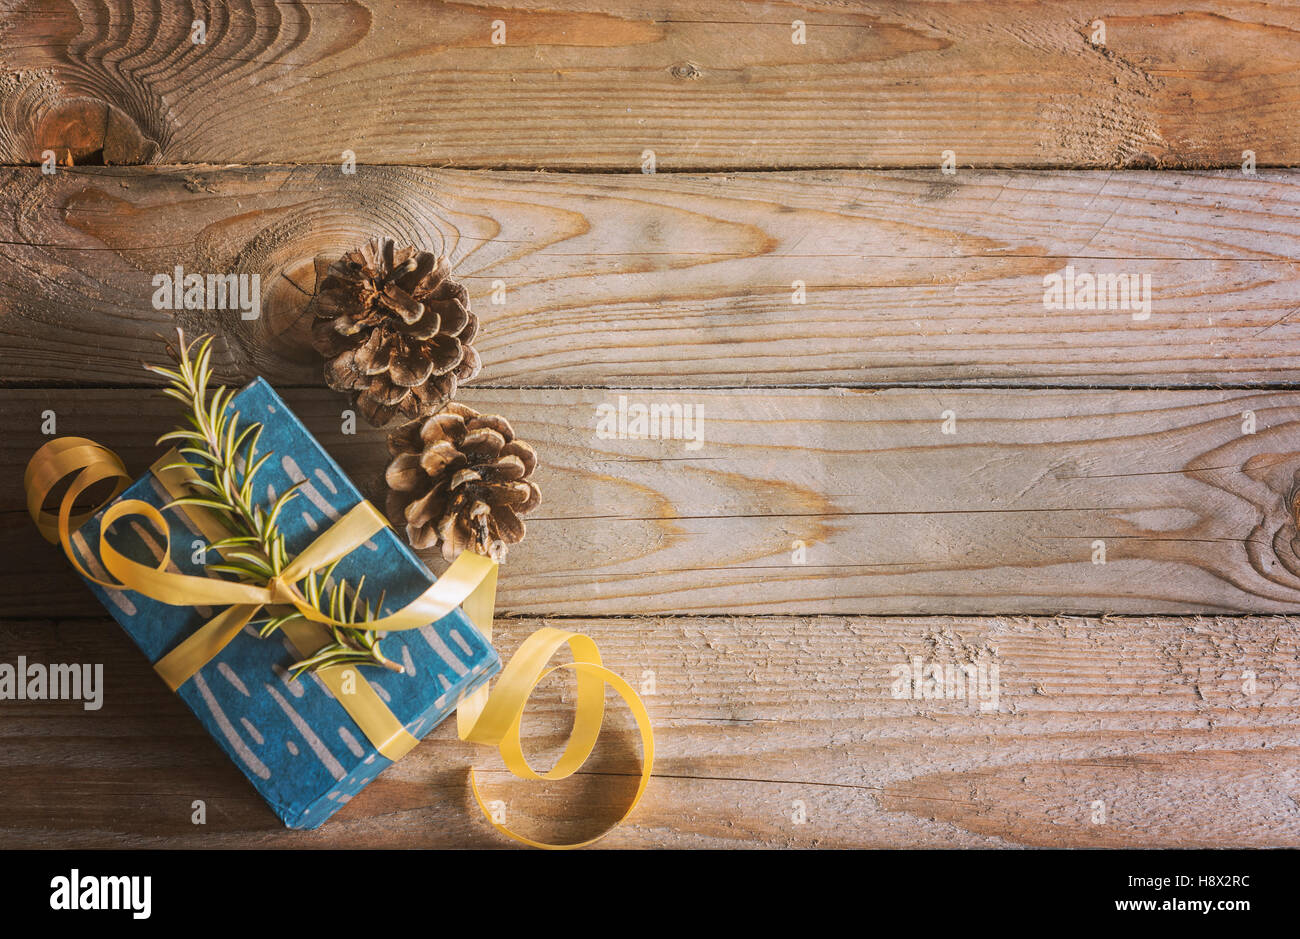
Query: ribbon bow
[[25, 435, 653, 848]]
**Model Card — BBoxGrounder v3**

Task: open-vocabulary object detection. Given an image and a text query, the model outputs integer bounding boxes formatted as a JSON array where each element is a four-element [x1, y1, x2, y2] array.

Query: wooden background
[[1, 0, 1298, 848]]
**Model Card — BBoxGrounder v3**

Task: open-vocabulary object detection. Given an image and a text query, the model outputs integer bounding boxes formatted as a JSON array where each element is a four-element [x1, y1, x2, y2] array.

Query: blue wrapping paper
[[69, 378, 500, 828]]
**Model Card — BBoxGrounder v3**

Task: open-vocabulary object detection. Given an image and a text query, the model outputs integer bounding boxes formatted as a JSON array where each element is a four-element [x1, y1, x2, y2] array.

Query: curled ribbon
[[25, 436, 653, 848]]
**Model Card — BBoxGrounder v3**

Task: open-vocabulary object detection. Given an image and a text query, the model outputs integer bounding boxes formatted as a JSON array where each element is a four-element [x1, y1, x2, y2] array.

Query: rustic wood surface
[[2, 0, 1299, 851], [7, 386, 1300, 617], [0, 613, 1295, 848], [2, 0, 1298, 169], [2, 165, 1300, 388]]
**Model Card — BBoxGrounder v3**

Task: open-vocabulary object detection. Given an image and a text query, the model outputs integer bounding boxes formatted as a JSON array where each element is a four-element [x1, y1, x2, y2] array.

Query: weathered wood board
[[5, 386, 1300, 617], [1, 613, 1294, 848], [2, 166, 1299, 388], [2, 0, 1297, 169]]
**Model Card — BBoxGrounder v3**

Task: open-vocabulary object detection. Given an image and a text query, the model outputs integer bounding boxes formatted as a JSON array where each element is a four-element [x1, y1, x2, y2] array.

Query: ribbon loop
[[453, 608, 654, 848], [468, 659, 655, 850]]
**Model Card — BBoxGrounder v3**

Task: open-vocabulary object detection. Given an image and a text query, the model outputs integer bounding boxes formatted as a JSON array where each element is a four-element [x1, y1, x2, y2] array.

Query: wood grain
[[6, 387, 1300, 616], [3, 0, 1295, 856], [1, 613, 1295, 848], [2, 1, 1298, 169], [3, 165, 1300, 388]]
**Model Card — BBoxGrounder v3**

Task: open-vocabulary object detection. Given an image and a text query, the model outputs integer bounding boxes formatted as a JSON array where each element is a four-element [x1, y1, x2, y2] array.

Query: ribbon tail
[[455, 556, 498, 740], [154, 604, 262, 692], [454, 555, 654, 848], [279, 617, 420, 761], [468, 660, 655, 850]]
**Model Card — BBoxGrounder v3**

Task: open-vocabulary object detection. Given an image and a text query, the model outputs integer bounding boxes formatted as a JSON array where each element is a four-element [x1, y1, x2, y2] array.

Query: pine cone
[[309, 238, 481, 427], [385, 403, 541, 560]]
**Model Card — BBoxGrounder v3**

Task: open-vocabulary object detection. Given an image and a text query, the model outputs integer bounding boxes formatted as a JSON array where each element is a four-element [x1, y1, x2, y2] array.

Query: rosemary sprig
[[145, 329, 403, 678]]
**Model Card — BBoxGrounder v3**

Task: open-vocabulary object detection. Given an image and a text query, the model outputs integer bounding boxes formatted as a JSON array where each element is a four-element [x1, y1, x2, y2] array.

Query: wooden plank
[[2, 1, 1298, 169], [6, 387, 1300, 616], [3, 165, 1299, 388], [1, 613, 1295, 847]]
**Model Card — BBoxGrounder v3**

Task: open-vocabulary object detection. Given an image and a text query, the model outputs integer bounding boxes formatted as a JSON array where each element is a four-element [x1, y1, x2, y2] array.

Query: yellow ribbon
[[25, 435, 653, 848]]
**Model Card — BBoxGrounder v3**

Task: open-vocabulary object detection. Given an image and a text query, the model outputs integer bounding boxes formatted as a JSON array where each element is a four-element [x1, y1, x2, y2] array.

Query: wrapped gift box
[[68, 378, 500, 829]]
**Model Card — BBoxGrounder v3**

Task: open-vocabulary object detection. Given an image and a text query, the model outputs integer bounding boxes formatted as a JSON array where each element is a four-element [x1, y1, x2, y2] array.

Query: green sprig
[[146, 329, 403, 678]]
